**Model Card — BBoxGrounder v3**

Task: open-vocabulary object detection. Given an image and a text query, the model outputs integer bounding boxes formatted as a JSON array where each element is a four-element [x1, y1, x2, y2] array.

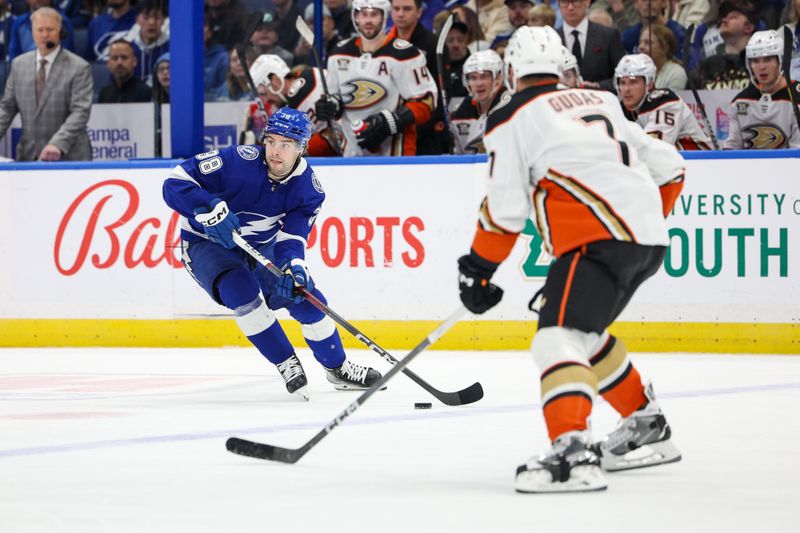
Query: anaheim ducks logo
[[340, 79, 387, 109], [743, 124, 787, 149]]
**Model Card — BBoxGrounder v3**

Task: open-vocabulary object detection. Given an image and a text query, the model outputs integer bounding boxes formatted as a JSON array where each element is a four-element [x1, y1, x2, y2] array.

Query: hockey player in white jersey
[[724, 30, 800, 149], [314, 0, 438, 156], [248, 54, 343, 156], [449, 50, 511, 154], [558, 47, 582, 88], [455, 26, 684, 494], [615, 54, 713, 151]]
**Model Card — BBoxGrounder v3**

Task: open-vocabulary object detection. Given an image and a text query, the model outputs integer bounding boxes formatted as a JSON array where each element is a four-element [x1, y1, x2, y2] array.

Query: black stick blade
[[456, 382, 484, 405], [226, 437, 300, 463]]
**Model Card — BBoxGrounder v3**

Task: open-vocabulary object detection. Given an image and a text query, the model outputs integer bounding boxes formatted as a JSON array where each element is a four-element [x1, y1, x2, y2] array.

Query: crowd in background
[[0, 0, 796, 102], [0, 0, 797, 160]]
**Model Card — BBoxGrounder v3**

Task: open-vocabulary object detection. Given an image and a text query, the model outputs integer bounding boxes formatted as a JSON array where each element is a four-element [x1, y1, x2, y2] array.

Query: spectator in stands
[[698, 0, 756, 89], [442, 18, 470, 110], [557, 0, 627, 91], [123, 0, 169, 86], [476, 0, 512, 43], [216, 46, 256, 101], [533, 0, 563, 29], [153, 51, 169, 102], [639, 23, 687, 88], [596, 0, 640, 32], [84, 0, 135, 61], [390, 0, 445, 154], [0, 7, 91, 160], [324, 0, 355, 40], [528, 3, 556, 26], [0, 0, 16, 59], [273, 0, 302, 54], [8, 0, 75, 60], [673, 0, 711, 28], [781, 0, 800, 80], [249, 10, 293, 66], [491, 0, 533, 48], [205, 0, 248, 51], [435, 4, 489, 51], [203, 16, 227, 100], [622, 0, 686, 59], [97, 38, 151, 102], [293, 3, 337, 67], [588, 6, 615, 27]]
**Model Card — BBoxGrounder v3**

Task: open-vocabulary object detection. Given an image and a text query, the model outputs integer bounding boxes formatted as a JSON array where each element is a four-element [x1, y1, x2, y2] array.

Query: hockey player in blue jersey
[[162, 107, 383, 400]]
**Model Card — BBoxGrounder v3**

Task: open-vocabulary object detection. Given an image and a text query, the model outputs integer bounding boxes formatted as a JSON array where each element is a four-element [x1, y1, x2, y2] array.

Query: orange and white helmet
[[351, 0, 391, 38], [745, 30, 784, 84], [614, 54, 656, 94], [503, 26, 562, 91], [249, 54, 290, 95], [462, 50, 504, 97]]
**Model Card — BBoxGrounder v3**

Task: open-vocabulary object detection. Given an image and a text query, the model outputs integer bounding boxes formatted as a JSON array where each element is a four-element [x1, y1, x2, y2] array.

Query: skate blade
[[602, 439, 682, 472], [515, 465, 608, 494], [291, 386, 310, 401], [329, 381, 387, 391]]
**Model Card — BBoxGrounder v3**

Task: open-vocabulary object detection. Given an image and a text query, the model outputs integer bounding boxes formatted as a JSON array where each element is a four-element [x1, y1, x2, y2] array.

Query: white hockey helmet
[[351, 0, 392, 38], [613, 53, 657, 94], [558, 46, 582, 85], [745, 30, 784, 82], [249, 54, 290, 95], [462, 49, 504, 95], [503, 26, 562, 91]]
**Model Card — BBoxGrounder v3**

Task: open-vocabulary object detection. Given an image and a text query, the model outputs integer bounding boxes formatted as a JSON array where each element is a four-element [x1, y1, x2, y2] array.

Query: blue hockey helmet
[[262, 107, 313, 146]]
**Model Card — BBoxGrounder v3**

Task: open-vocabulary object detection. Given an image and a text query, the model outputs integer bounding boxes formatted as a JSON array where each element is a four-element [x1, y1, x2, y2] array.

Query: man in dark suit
[[0, 6, 92, 161], [556, 0, 626, 92]]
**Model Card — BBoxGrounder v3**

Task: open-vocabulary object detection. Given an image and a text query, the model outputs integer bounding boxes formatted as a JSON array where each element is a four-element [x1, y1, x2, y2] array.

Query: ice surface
[[1, 348, 798, 532]]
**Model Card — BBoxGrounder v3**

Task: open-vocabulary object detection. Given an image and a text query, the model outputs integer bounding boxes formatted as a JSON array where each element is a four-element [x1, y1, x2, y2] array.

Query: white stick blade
[[296, 15, 315, 46]]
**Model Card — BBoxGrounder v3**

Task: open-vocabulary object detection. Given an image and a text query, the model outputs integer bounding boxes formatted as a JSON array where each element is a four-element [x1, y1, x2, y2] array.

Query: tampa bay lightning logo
[[237, 212, 285, 243], [311, 173, 324, 193], [236, 145, 259, 160]]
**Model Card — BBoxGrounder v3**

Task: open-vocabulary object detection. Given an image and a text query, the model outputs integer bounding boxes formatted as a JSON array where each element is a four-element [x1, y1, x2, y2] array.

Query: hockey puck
[[414, 402, 432, 409]]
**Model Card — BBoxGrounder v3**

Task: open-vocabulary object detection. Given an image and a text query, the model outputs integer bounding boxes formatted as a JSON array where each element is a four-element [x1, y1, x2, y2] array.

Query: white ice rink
[[1, 347, 798, 532]]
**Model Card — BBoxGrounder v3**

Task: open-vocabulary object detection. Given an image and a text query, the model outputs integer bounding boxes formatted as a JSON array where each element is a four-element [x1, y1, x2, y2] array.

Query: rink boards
[[0, 152, 797, 353]]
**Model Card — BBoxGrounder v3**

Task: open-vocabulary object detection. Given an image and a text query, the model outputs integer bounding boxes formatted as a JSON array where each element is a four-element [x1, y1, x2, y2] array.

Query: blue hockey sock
[[233, 298, 295, 365], [301, 315, 346, 369]]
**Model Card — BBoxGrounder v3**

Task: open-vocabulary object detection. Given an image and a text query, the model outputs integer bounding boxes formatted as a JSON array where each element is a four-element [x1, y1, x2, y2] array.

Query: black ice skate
[[276, 354, 309, 400], [515, 431, 608, 493], [594, 383, 682, 471], [325, 360, 385, 391]]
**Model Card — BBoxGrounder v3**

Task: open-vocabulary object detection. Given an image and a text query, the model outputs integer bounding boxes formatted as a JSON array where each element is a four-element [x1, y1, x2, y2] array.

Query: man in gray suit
[[0, 7, 92, 161]]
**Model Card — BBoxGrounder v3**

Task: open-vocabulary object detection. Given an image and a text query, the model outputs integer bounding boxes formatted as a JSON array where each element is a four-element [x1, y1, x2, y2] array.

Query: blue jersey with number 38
[[162, 144, 325, 266]]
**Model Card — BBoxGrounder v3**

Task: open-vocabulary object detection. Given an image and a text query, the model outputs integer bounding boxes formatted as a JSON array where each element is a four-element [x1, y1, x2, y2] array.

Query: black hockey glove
[[315, 95, 342, 122], [356, 106, 415, 151], [458, 254, 503, 315]]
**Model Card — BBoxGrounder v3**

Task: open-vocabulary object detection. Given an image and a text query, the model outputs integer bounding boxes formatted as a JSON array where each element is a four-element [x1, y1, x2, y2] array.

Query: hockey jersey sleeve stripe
[[471, 223, 518, 264], [404, 96, 434, 124], [658, 175, 685, 217], [275, 230, 308, 247], [168, 164, 201, 187], [546, 171, 635, 243]]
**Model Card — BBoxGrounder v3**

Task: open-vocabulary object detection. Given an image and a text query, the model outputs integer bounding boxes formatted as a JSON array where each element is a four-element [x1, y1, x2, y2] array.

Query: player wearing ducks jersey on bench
[[615, 54, 713, 151], [314, 0, 437, 156]]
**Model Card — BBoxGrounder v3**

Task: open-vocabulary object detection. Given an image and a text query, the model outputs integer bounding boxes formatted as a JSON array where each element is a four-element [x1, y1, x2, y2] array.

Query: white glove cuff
[[194, 200, 229, 227], [380, 109, 399, 135]]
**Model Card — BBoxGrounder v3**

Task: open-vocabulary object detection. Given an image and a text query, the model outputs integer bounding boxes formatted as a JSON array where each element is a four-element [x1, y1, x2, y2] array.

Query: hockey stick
[[683, 24, 719, 149], [295, 15, 343, 155], [232, 233, 484, 406], [435, 14, 454, 152], [782, 27, 800, 131], [226, 306, 467, 463]]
